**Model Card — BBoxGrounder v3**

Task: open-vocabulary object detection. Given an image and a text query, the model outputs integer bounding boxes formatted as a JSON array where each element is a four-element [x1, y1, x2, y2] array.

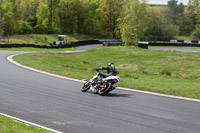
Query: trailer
[[50, 35, 67, 46]]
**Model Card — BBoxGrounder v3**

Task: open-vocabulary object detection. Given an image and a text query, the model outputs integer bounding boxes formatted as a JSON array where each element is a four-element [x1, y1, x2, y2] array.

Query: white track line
[[8, 54, 85, 83], [8, 54, 200, 103], [0, 112, 62, 133], [118, 87, 200, 103]]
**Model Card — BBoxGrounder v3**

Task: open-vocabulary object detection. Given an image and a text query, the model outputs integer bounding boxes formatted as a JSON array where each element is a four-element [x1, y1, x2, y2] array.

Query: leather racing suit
[[96, 66, 117, 78]]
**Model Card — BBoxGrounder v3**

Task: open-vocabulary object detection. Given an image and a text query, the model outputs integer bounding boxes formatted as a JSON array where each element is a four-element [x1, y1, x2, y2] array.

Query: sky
[[147, 0, 189, 5]]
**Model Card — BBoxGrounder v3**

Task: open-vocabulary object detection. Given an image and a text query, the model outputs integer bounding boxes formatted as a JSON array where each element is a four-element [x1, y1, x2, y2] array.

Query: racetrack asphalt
[[0, 46, 200, 133], [149, 47, 200, 53]]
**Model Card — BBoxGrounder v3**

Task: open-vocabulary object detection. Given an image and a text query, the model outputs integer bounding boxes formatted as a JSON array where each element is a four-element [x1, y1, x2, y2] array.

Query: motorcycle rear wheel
[[98, 82, 112, 96], [81, 81, 91, 92]]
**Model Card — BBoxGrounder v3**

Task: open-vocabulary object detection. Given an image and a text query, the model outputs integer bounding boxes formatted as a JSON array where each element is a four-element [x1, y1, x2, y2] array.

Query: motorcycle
[[81, 70, 120, 96]]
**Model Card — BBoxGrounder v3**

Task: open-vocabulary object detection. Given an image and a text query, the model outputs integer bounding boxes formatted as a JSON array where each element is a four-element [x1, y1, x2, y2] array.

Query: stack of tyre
[[102, 42, 122, 46]]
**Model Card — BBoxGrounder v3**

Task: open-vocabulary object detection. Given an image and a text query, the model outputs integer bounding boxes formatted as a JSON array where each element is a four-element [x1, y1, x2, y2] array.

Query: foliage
[[146, 7, 179, 40], [0, 0, 199, 41], [167, 0, 184, 24], [188, 0, 200, 8], [177, 8, 195, 35], [97, 0, 124, 38], [120, 0, 150, 45], [1, 0, 19, 37], [35, 3, 49, 33], [81, 0, 102, 35], [178, 0, 200, 36], [192, 24, 200, 39], [47, 0, 60, 33], [0, 4, 4, 38]]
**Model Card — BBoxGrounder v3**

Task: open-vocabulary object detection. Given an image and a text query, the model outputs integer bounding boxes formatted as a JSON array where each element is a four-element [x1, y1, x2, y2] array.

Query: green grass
[[0, 115, 49, 133], [13, 46, 200, 99], [175, 35, 192, 40], [0, 47, 74, 52], [0, 34, 94, 46]]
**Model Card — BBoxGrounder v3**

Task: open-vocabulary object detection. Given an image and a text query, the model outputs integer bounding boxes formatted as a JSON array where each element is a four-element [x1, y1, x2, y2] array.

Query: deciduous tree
[[1, 0, 19, 40], [35, 2, 49, 33], [80, 0, 101, 35], [146, 7, 179, 40], [120, 0, 150, 46], [167, 0, 184, 24], [97, 0, 124, 38], [47, 0, 60, 33]]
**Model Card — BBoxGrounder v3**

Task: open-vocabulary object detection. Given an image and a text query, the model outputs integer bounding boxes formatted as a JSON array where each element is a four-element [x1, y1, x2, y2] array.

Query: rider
[[96, 62, 117, 78], [96, 62, 117, 83], [90, 63, 117, 92]]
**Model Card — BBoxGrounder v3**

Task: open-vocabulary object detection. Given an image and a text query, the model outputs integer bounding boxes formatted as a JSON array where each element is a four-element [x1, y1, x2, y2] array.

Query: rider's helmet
[[108, 62, 115, 67]]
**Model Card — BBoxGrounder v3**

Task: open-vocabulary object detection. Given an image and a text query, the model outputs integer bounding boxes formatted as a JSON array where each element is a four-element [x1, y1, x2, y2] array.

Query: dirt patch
[[118, 64, 139, 71], [144, 56, 186, 64]]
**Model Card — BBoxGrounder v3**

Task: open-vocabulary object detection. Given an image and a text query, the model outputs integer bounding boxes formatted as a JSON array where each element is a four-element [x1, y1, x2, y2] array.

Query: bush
[[44, 36, 47, 41], [192, 25, 200, 40], [160, 69, 172, 76], [145, 7, 179, 40], [18, 20, 33, 34]]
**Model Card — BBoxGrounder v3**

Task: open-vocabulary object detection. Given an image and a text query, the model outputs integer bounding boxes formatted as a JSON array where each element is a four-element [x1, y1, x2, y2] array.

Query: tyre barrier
[[0, 40, 100, 48], [149, 42, 200, 47], [0, 44, 53, 48], [102, 42, 122, 46], [1, 39, 200, 48]]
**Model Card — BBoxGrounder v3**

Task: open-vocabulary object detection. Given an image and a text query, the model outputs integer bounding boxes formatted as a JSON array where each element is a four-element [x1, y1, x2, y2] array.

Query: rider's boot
[[90, 85, 98, 93]]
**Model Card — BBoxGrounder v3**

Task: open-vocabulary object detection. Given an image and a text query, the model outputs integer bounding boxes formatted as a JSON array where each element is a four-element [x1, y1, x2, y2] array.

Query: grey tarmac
[[149, 47, 200, 53], [0, 46, 200, 133]]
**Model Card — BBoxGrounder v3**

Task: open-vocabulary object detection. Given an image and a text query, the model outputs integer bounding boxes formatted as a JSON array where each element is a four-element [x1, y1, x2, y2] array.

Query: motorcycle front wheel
[[81, 81, 91, 92], [98, 82, 112, 96]]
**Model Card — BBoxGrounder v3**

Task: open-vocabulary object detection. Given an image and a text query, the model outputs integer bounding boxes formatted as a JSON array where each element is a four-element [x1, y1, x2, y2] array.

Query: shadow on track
[[106, 93, 134, 98], [84, 91, 134, 98]]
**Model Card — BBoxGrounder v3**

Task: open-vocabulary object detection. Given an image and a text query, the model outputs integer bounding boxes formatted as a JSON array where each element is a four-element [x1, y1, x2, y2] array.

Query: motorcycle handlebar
[[94, 69, 100, 72]]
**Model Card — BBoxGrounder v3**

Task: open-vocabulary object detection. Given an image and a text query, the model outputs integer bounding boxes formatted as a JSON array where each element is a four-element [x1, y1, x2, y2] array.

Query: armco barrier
[[138, 42, 148, 49], [149, 42, 200, 47]]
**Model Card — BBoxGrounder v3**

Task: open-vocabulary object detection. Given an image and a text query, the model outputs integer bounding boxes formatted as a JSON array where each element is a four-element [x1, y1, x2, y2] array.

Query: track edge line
[[0, 112, 62, 133], [8, 54, 200, 104]]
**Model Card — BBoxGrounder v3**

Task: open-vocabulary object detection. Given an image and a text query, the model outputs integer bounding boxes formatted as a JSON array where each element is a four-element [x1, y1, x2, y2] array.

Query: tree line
[[0, 0, 200, 45]]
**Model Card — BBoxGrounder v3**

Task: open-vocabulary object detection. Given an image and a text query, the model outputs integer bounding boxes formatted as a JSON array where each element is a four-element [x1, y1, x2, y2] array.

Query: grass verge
[[175, 35, 192, 40], [13, 47, 200, 99], [0, 34, 94, 46], [0, 115, 49, 133], [0, 47, 74, 52]]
